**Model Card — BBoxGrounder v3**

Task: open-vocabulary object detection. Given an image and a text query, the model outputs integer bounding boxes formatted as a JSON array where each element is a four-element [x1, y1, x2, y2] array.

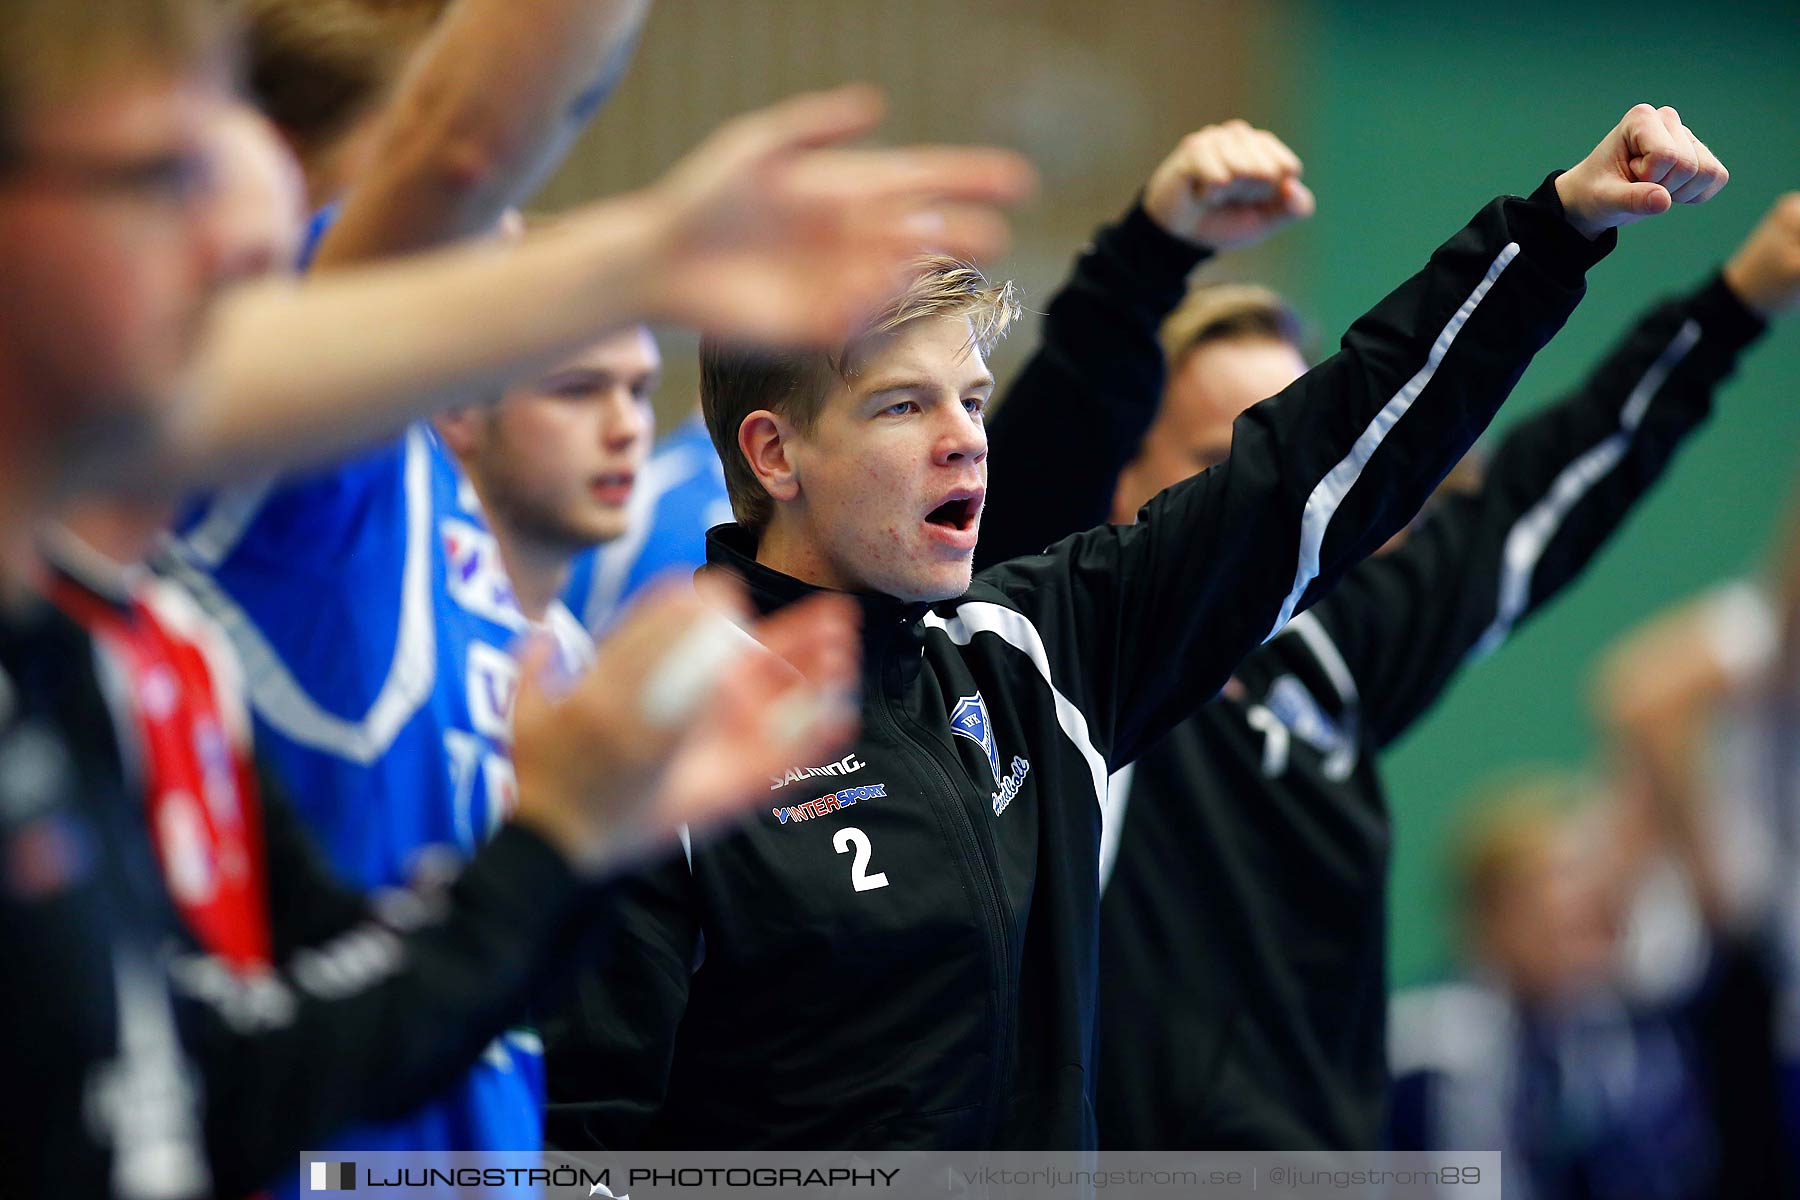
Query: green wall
[[1274, 0, 1800, 987]]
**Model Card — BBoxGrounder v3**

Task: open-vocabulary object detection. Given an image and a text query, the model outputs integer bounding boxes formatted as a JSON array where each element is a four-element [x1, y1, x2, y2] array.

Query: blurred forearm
[[167, 199, 656, 483], [313, 0, 650, 267]]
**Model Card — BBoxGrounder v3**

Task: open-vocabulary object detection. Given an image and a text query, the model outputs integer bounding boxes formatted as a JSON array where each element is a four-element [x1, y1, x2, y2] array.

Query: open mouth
[[591, 473, 636, 504], [924, 493, 982, 533]]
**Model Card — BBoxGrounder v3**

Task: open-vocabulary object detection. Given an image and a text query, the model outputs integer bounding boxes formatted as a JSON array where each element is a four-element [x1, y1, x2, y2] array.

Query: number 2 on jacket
[[833, 827, 889, 892]]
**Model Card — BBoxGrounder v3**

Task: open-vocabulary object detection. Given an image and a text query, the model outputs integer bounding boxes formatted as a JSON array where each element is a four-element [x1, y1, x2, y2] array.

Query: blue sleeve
[[172, 438, 410, 574]]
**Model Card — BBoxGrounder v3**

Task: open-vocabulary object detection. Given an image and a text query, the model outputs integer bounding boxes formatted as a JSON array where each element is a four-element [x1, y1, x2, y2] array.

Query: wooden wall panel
[[531, 1, 1286, 426]]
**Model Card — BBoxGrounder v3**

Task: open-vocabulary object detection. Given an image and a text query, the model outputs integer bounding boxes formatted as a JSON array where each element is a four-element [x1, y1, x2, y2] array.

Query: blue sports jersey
[[164, 424, 592, 1162], [563, 411, 733, 632]]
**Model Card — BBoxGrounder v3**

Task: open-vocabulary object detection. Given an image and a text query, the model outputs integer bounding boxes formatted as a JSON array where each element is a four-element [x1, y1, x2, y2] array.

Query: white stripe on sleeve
[[1266, 242, 1521, 643], [924, 603, 1109, 816], [1470, 318, 1701, 659]]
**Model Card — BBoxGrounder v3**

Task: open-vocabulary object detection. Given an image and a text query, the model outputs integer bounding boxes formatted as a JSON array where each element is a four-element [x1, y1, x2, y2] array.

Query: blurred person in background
[[1402, 363, 1800, 1192], [1085, 196, 1792, 1152], [1387, 769, 1744, 1200], [544, 108, 1726, 1151], [1589, 390, 1800, 1194], [160, 0, 674, 1166], [242, 0, 689, 643]]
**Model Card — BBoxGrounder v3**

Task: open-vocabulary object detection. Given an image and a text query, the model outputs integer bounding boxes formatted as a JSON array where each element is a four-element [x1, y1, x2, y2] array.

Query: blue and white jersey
[[163, 424, 592, 1157], [563, 412, 733, 633]]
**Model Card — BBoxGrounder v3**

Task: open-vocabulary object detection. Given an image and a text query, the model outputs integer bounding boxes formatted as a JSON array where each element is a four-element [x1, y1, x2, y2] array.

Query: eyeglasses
[[0, 144, 215, 208]]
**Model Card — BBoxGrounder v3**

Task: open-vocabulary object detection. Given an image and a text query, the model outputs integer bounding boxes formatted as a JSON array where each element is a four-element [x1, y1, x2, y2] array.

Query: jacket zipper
[[882, 681, 1017, 1145]]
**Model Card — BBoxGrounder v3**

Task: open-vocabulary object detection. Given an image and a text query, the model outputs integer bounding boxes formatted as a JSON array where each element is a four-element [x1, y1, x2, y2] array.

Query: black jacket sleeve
[[256, 759, 371, 959], [541, 849, 700, 1150], [966, 175, 1612, 768], [184, 820, 585, 1197], [977, 204, 1210, 569], [1300, 272, 1766, 749]]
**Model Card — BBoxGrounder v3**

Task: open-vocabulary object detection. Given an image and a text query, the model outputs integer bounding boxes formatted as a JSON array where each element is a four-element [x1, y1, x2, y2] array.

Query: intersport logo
[[768, 754, 865, 792]]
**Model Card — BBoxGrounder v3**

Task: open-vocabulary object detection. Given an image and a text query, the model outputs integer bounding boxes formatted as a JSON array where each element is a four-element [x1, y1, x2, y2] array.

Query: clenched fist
[[1556, 104, 1728, 241], [1722, 193, 1800, 319], [1143, 120, 1316, 252]]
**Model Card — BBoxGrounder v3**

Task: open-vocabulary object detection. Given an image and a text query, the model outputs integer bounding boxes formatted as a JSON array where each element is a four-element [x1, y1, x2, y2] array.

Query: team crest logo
[[949, 693, 1001, 784], [1265, 675, 1358, 781]]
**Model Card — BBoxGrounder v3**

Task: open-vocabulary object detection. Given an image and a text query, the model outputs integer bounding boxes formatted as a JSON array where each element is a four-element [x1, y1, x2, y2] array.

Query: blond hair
[[236, 0, 449, 156], [702, 257, 1020, 534], [0, 0, 220, 156], [1453, 772, 1590, 918], [1159, 282, 1307, 372]]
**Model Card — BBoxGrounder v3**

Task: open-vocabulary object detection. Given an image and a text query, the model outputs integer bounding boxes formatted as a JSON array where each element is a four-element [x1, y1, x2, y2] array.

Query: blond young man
[[546, 110, 1727, 1150]]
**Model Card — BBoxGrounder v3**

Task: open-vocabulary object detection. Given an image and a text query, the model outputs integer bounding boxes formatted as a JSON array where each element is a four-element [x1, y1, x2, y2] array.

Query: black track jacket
[[0, 593, 593, 1200], [543, 176, 1615, 1152], [975, 196, 1768, 1148]]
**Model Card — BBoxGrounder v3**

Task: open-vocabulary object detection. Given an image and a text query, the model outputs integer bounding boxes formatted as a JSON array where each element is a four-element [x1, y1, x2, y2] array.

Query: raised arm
[[969, 105, 1726, 767], [978, 121, 1312, 568], [152, 87, 1033, 488], [1300, 258, 1768, 752], [312, 0, 650, 267]]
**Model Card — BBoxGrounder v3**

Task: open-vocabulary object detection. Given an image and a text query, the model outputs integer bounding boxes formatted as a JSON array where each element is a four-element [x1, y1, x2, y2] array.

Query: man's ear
[[740, 409, 800, 503], [433, 405, 487, 459]]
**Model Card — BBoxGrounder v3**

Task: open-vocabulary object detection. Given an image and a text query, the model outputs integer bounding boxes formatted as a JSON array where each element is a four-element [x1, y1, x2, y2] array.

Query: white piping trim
[[923, 600, 1110, 831], [173, 478, 275, 568], [1472, 319, 1701, 659], [1098, 762, 1135, 893], [161, 427, 438, 764], [1282, 611, 1359, 705], [1267, 242, 1521, 642], [543, 601, 596, 671]]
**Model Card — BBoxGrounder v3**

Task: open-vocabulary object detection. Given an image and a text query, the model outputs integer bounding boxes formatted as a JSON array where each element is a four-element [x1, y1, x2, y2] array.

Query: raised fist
[[1555, 104, 1728, 240], [1722, 193, 1800, 319], [1142, 120, 1315, 252]]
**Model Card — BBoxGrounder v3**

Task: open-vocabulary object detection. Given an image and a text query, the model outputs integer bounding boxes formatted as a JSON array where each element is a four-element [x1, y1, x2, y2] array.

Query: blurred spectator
[[1388, 772, 1725, 1200]]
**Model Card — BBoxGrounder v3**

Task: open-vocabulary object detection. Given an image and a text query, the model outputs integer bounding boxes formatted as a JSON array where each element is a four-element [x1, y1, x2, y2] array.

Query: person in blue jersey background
[[445, 328, 664, 629], [166, 0, 660, 1164], [163, 320, 664, 1157]]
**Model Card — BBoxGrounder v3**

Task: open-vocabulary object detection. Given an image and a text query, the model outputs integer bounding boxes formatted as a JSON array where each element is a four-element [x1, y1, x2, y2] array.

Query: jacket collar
[[704, 523, 931, 680], [36, 527, 138, 614]]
